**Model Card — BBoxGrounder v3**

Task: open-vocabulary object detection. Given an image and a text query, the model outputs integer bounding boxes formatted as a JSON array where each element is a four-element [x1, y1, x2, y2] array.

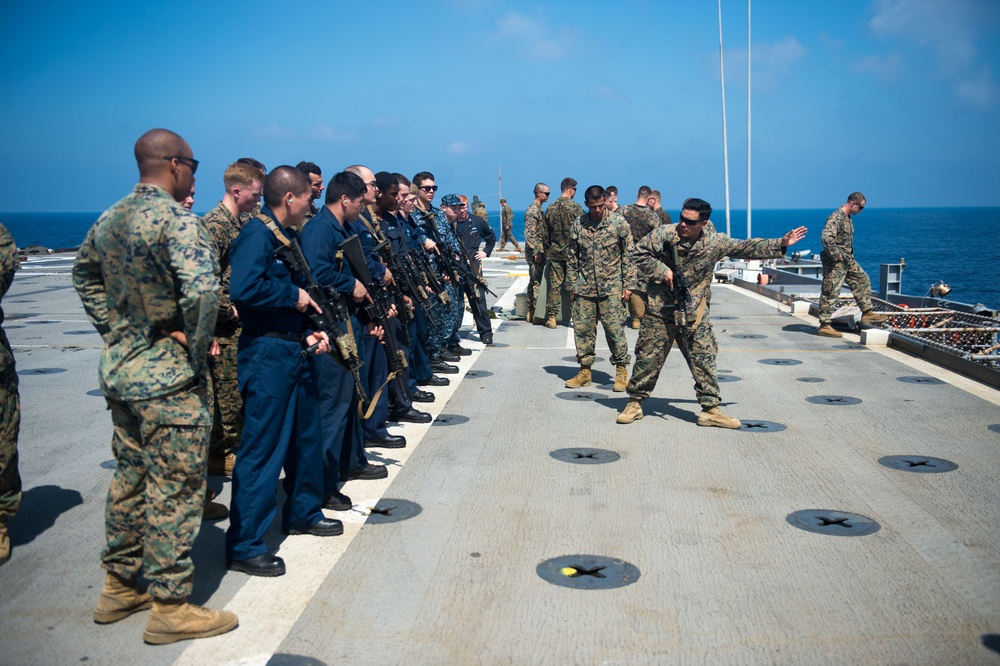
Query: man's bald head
[[134, 129, 191, 178], [263, 166, 310, 210]]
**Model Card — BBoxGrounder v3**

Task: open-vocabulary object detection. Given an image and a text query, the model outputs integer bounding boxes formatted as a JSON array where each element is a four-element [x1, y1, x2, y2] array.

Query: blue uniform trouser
[[409, 308, 431, 386], [227, 335, 324, 561], [386, 317, 412, 414], [315, 352, 364, 494], [445, 280, 465, 347], [361, 332, 390, 440], [427, 282, 461, 354]]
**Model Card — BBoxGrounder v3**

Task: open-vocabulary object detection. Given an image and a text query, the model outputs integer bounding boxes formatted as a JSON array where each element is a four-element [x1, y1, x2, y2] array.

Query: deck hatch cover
[[897, 376, 945, 385], [537, 555, 640, 590], [18, 367, 67, 375], [806, 395, 863, 406], [796, 377, 825, 383], [731, 333, 766, 339], [465, 370, 493, 378], [739, 420, 787, 432], [718, 374, 742, 383], [432, 414, 470, 426], [555, 391, 600, 401], [364, 499, 422, 524], [759, 358, 803, 366], [786, 510, 880, 537], [878, 456, 958, 473], [550, 448, 620, 465]]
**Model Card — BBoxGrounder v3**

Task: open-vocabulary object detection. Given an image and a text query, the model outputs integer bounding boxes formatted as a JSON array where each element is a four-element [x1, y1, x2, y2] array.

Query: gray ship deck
[[1, 252, 999, 665]]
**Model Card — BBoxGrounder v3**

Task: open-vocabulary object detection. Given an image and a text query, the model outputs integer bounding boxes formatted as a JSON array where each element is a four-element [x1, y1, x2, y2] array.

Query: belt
[[244, 327, 301, 341]]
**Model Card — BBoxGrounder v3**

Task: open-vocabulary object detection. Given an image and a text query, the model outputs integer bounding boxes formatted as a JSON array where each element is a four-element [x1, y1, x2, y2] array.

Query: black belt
[[244, 327, 301, 341]]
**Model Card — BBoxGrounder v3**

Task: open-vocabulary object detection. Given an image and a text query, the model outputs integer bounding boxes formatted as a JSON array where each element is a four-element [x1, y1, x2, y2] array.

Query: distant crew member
[[0, 222, 20, 567], [817, 192, 888, 337], [73, 128, 237, 643], [523, 183, 550, 324], [616, 198, 807, 428], [565, 186, 636, 393], [542, 178, 585, 329], [649, 190, 672, 226], [619, 186, 662, 329], [498, 198, 520, 251], [604, 186, 620, 213], [296, 161, 323, 228], [443, 194, 497, 345]]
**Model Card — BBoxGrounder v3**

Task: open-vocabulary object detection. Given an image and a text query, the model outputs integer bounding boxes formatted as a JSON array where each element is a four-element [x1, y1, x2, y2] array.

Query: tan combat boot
[[526, 307, 534, 323], [565, 368, 592, 388], [697, 406, 741, 429], [630, 317, 641, 330], [93, 571, 153, 624], [0, 515, 10, 566], [817, 324, 842, 338], [861, 310, 888, 324], [143, 599, 239, 645], [207, 451, 236, 477], [613, 365, 628, 392], [544, 315, 557, 329], [616, 399, 644, 424]]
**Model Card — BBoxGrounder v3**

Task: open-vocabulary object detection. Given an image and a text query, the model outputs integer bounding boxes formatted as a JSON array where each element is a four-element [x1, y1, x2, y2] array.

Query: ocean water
[[2, 207, 998, 309]]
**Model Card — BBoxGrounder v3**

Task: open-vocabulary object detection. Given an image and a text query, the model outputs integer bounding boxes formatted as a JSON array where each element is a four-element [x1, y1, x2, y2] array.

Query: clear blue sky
[[1, 0, 997, 213]]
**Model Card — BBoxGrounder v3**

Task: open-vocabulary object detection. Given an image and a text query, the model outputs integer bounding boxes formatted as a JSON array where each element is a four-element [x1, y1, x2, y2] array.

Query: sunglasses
[[163, 155, 199, 175], [419, 185, 439, 193]]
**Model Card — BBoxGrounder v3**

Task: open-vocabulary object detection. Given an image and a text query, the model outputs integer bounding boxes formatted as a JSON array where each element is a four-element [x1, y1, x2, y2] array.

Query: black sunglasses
[[419, 185, 439, 192], [164, 155, 199, 175]]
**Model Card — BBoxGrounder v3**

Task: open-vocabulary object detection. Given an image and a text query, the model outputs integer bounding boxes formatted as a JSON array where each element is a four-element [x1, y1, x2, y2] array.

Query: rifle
[[453, 225, 498, 298], [340, 234, 411, 404], [271, 238, 369, 408], [661, 241, 695, 363]]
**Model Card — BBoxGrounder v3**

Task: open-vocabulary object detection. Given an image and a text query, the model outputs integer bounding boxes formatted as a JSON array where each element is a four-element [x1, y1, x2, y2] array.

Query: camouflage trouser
[[525, 248, 544, 314], [209, 332, 243, 455], [0, 333, 21, 518], [103, 383, 211, 600], [628, 291, 647, 320], [627, 311, 721, 409], [499, 224, 519, 249], [427, 281, 460, 354], [818, 253, 874, 324], [545, 259, 568, 318], [571, 294, 631, 368]]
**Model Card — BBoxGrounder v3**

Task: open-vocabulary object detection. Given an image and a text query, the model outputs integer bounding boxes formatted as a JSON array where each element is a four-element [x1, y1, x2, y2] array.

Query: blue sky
[[1, 0, 998, 214]]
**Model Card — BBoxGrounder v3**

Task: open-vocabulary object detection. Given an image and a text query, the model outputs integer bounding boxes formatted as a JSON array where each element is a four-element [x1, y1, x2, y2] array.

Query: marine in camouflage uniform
[[543, 179, 585, 324], [619, 198, 806, 427], [0, 222, 21, 565], [498, 200, 520, 250], [523, 184, 550, 322], [620, 195, 662, 327], [566, 189, 636, 388], [817, 193, 885, 335], [73, 136, 221, 604]]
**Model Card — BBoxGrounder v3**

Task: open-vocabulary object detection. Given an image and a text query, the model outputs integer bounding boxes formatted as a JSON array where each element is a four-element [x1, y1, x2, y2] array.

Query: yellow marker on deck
[[560, 567, 577, 577]]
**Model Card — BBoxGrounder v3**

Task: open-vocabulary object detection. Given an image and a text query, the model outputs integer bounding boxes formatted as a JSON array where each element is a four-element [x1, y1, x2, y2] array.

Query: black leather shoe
[[389, 408, 432, 424], [481, 334, 493, 345], [412, 390, 435, 403], [430, 361, 460, 374], [287, 517, 344, 537], [448, 344, 472, 356], [348, 463, 389, 480], [437, 349, 461, 362], [323, 490, 352, 511], [364, 434, 406, 449], [416, 374, 450, 387], [228, 553, 286, 577]]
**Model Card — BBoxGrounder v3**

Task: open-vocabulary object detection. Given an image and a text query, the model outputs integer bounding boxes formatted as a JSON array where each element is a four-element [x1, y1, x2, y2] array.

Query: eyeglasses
[[678, 217, 703, 226], [854, 202, 865, 210], [419, 185, 439, 193], [540, 191, 551, 196], [164, 155, 199, 174], [366, 181, 379, 191]]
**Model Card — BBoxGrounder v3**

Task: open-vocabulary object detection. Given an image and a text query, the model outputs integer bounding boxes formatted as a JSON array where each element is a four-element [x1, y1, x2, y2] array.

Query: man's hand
[[209, 339, 221, 357], [230, 305, 239, 320], [162, 330, 188, 348], [295, 288, 321, 314], [474, 250, 486, 261], [387, 303, 398, 319], [781, 226, 808, 248], [424, 239, 438, 253], [383, 268, 394, 285], [661, 267, 674, 291], [366, 322, 384, 341], [305, 331, 330, 355], [621, 288, 632, 301], [352, 279, 369, 303]]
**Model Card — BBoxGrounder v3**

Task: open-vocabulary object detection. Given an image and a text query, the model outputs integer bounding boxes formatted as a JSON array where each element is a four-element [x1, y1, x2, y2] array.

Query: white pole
[[747, 0, 752, 239], [718, 0, 732, 237]]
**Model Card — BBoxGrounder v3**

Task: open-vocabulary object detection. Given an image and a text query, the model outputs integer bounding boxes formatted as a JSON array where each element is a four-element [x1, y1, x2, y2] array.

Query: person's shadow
[[8, 484, 84, 546]]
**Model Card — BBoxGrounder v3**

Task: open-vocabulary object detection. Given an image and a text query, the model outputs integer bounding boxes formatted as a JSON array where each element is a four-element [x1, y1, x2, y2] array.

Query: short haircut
[[605, 185, 618, 196], [584, 185, 605, 202], [681, 197, 713, 221], [296, 161, 322, 177], [533, 182, 549, 196], [848, 191, 866, 205], [637, 185, 652, 198], [375, 171, 398, 193], [263, 166, 310, 209], [500, 198, 507, 204], [134, 128, 188, 177], [412, 171, 435, 186], [325, 171, 367, 204], [650, 189, 662, 198], [223, 162, 263, 190], [393, 172, 411, 187], [560, 177, 577, 192], [236, 157, 266, 175]]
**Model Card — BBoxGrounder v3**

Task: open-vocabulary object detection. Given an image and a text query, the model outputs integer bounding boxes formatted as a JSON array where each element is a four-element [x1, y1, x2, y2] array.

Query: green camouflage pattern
[[499, 203, 518, 248], [73, 184, 219, 401], [523, 202, 545, 313], [542, 196, 584, 261], [571, 295, 631, 369], [818, 255, 874, 324], [104, 384, 210, 599], [628, 309, 720, 407], [0, 223, 21, 518], [567, 211, 637, 298], [820, 207, 854, 260], [655, 208, 673, 226], [203, 202, 242, 335], [619, 203, 661, 246], [544, 260, 568, 319]]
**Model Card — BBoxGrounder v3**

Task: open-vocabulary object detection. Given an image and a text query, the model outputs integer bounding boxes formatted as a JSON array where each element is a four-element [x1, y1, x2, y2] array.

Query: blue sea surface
[[2, 207, 998, 309]]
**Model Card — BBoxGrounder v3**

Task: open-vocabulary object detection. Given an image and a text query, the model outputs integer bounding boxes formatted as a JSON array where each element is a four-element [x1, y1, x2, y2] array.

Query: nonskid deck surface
[[1, 252, 998, 665]]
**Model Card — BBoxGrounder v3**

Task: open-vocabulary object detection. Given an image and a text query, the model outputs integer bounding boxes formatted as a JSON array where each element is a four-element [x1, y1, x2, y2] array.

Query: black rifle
[[453, 228, 498, 298], [271, 238, 369, 408], [340, 234, 411, 404], [418, 210, 493, 323], [660, 242, 694, 362], [410, 246, 450, 311]]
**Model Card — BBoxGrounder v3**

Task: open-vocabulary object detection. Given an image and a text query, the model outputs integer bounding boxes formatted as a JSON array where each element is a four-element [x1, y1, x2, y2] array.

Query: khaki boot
[[697, 406, 741, 429], [0, 515, 10, 566], [817, 324, 842, 338], [616, 399, 644, 424], [544, 315, 557, 329], [630, 317, 641, 330], [207, 451, 236, 477], [526, 307, 534, 323], [613, 365, 628, 392], [861, 310, 888, 324], [143, 599, 239, 645], [565, 368, 592, 388], [93, 571, 153, 624]]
